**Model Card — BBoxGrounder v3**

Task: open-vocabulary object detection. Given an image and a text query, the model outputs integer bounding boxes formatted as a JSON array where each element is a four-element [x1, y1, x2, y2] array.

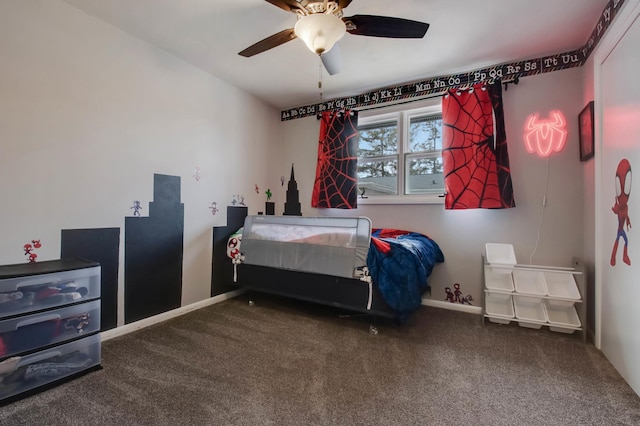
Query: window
[[356, 100, 444, 204]]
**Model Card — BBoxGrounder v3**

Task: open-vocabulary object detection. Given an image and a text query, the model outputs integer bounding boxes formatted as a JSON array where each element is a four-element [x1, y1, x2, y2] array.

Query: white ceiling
[[61, 0, 609, 110]]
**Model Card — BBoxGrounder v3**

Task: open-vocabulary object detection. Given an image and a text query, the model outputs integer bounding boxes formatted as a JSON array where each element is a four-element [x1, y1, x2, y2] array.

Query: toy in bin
[[0, 281, 88, 315]]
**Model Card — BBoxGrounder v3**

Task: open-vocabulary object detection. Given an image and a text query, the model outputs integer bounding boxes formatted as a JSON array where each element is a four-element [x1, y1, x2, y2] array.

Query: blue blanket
[[367, 229, 445, 322]]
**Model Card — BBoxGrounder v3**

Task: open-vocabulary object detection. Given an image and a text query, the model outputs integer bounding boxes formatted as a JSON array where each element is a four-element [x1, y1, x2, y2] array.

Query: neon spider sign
[[524, 110, 568, 157]]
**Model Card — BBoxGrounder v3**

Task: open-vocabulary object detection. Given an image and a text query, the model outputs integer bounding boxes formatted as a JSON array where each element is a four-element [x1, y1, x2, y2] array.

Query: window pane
[[405, 157, 443, 194], [409, 115, 442, 152], [357, 159, 398, 195], [358, 122, 398, 157]]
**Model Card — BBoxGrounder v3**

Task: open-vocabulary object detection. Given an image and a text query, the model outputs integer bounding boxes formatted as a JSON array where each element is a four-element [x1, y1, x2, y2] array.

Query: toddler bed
[[225, 213, 444, 323]]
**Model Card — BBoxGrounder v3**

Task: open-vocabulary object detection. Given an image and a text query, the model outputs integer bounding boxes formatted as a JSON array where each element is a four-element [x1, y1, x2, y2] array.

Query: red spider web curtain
[[442, 82, 515, 209], [311, 110, 359, 209]]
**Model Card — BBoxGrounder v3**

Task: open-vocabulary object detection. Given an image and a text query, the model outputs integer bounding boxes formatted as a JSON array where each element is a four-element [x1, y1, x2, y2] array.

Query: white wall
[[280, 69, 586, 304], [593, 0, 640, 396], [0, 0, 281, 325]]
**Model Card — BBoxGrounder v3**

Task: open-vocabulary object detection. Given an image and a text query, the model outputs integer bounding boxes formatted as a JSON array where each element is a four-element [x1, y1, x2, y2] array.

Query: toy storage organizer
[[482, 243, 586, 341], [0, 259, 102, 403]]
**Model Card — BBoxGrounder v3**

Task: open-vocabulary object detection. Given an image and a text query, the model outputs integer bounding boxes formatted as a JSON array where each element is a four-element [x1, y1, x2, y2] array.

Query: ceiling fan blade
[[337, 0, 353, 10], [264, 0, 308, 12], [344, 15, 429, 38], [238, 29, 297, 57], [321, 44, 343, 75]]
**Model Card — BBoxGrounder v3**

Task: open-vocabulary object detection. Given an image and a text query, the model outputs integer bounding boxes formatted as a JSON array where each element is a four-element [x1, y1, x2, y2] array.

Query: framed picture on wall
[[579, 101, 595, 161]]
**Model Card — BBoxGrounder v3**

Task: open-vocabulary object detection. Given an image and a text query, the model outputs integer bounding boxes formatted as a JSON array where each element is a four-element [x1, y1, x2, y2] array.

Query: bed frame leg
[[369, 315, 381, 335], [338, 312, 381, 335]]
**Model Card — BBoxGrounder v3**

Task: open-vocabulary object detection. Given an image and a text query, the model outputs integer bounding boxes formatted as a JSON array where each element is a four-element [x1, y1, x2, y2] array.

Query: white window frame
[[356, 98, 444, 205]]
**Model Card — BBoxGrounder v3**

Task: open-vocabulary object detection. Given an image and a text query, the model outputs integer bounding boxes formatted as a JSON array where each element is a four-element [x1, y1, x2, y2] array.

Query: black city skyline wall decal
[[212, 205, 247, 296], [61, 228, 120, 331], [57, 173, 210, 328], [125, 174, 184, 324]]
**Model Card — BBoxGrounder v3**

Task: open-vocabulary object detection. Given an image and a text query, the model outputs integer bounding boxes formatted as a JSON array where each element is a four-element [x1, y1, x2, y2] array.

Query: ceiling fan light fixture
[[294, 13, 346, 55]]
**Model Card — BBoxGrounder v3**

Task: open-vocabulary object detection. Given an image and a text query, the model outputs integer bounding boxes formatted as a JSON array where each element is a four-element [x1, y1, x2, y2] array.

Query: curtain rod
[[316, 77, 520, 118], [316, 93, 440, 119], [358, 77, 520, 112]]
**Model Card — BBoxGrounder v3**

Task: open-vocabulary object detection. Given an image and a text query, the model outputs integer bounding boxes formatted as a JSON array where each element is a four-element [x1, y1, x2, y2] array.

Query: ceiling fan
[[238, 0, 429, 75]]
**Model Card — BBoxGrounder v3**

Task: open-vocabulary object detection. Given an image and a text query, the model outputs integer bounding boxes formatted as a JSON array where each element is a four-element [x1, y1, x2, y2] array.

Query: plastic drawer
[[0, 300, 100, 359], [484, 267, 514, 292], [0, 266, 100, 320], [514, 295, 548, 329], [543, 272, 580, 300], [513, 270, 547, 296], [0, 333, 100, 401]]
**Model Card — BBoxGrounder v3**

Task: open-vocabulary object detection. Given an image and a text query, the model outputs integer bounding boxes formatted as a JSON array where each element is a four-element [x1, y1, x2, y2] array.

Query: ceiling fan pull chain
[[318, 59, 324, 100]]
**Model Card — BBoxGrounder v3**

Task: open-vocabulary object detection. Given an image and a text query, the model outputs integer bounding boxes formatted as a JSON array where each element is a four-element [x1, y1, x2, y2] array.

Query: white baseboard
[[100, 290, 480, 341], [100, 289, 245, 342], [422, 298, 483, 315]]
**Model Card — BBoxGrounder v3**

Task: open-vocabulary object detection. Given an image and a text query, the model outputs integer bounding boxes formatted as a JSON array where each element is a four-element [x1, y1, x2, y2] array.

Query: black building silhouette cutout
[[283, 164, 302, 216], [124, 174, 184, 323]]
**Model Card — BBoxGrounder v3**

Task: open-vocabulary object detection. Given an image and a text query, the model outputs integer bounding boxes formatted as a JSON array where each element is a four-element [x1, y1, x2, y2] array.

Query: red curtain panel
[[442, 83, 515, 209], [312, 110, 359, 209]]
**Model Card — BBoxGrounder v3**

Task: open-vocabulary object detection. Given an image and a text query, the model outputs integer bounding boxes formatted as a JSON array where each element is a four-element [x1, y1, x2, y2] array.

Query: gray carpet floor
[[1, 293, 639, 426]]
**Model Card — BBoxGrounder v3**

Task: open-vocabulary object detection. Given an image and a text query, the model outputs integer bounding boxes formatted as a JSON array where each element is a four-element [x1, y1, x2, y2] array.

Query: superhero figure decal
[[611, 159, 632, 266], [444, 282, 473, 305], [23, 239, 42, 263]]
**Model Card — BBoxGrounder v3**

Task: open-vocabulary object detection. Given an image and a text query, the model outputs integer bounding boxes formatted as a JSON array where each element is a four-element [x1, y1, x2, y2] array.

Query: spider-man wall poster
[[312, 110, 359, 209], [442, 82, 515, 209]]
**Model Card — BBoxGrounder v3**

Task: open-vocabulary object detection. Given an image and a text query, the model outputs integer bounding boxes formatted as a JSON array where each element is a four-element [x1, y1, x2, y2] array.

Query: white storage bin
[[485, 243, 517, 274], [488, 318, 511, 325], [545, 300, 581, 328], [549, 326, 578, 334], [485, 293, 515, 324], [484, 267, 514, 292], [513, 270, 547, 296], [518, 321, 544, 329], [544, 272, 580, 300], [514, 295, 547, 329]]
